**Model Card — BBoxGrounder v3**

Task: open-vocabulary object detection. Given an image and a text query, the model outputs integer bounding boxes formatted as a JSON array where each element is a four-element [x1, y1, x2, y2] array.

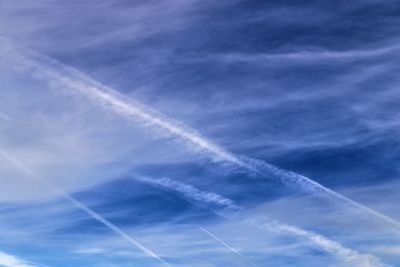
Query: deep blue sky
[[0, 1, 400, 266]]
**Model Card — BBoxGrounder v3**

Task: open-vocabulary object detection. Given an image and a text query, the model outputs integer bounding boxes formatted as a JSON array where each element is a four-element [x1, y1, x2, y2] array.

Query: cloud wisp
[[0, 149, 171, 267], [202, 43, 400, 64], [1, 36, 399, 233], [0, 251, 37, 267], [133, 175, 390, 267]]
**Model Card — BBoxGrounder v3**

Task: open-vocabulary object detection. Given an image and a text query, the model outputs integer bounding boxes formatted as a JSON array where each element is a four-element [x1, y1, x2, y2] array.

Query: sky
[[0, 0, 400, 266]]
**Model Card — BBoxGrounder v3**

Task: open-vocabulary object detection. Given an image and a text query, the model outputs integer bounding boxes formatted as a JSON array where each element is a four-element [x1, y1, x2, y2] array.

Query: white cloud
[[0, 251, 37, 267], [74, 248, 105, 255]]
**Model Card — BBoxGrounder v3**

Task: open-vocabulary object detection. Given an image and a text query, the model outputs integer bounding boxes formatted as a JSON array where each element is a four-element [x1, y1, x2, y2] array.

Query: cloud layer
[[1, 0, 399, 266]]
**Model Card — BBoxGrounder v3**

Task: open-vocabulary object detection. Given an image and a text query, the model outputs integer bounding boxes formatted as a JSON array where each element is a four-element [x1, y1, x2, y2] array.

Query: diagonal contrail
[[0, 149, 171, 267], [134, 176, 241, 212], [1, 36, 399, 233], [240, 156, 400, 234], [134, 175, 391, 267], [258, 221, 390, 267], [198, 226, 260, 267]]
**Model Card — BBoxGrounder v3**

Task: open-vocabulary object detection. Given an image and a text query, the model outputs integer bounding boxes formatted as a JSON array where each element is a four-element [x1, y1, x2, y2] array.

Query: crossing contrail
[[134, 175, 391, 267], [1, 36, 399, 233], [0, 149, 171, 267]]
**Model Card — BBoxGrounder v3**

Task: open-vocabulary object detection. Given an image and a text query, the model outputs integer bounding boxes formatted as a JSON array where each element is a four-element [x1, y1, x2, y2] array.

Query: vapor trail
[[134, 176, 241, 212], [134, 176, 391, 267], [1, 37, 399, 232], [241, 157, 400, 234], [198, 226, 260, 267], [215, 43, 400, 63], [261, 222, 390, 267], [0, 149, 171, 267]]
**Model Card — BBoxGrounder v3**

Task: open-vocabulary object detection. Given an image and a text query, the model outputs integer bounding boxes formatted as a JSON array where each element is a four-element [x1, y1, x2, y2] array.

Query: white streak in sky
[[262, 223, 391, 267], [1, 37, 400, 233], [241, 156, 400, 234], [210, 44, 400, 63], [0, 251, 37, 267], [0, 149, 171, 267], [134, 176, 241, 211], [198, 226, 260, 267], [135, 176, 391, 267]]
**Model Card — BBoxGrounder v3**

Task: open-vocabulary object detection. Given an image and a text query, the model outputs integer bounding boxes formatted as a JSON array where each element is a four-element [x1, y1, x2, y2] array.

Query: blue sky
[[0, 0, 400, 266]]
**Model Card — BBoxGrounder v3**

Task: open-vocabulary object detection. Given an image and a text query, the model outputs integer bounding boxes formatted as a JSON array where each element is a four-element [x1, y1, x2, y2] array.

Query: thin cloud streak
[[135, 176, 390, 267], [202, 43, 400, 64], [259, 222, 390, 267], [198, 226, 260, 267], [241, 156, 400, 234], [1, 37, 399, 233], [0, 149, 171, 267], [134, 176, 241, 211]]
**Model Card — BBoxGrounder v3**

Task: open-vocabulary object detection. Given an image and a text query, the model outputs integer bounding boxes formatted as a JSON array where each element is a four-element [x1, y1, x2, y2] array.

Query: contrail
[[134, 176, 391, 267], [260, 222, 390, 267], [134, 176, 241, 212], [212, 43, 400, 63], [198, 226, 260, 267], [241, 156, 400, 234], [1, 37, 399, 232], [0, 149, 171, 267]]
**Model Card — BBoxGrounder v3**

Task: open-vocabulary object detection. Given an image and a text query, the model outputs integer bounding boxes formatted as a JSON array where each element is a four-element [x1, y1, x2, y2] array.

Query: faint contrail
[[134, 176, 391, 267], [198, 226, 260, 267], [213, 43, 400, 63], [1, 37, 399, 232], [0, 149, 171, 267]]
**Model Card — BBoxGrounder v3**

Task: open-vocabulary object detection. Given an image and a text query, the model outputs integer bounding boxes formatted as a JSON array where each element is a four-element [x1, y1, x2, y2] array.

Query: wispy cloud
[[191, 43, 400, 64], [0, 251, 37, 267], [134, 175, 390, 267], [0, 149, 170, 267], [1, 37, 399, 235], [0, 1, 399, 267]]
